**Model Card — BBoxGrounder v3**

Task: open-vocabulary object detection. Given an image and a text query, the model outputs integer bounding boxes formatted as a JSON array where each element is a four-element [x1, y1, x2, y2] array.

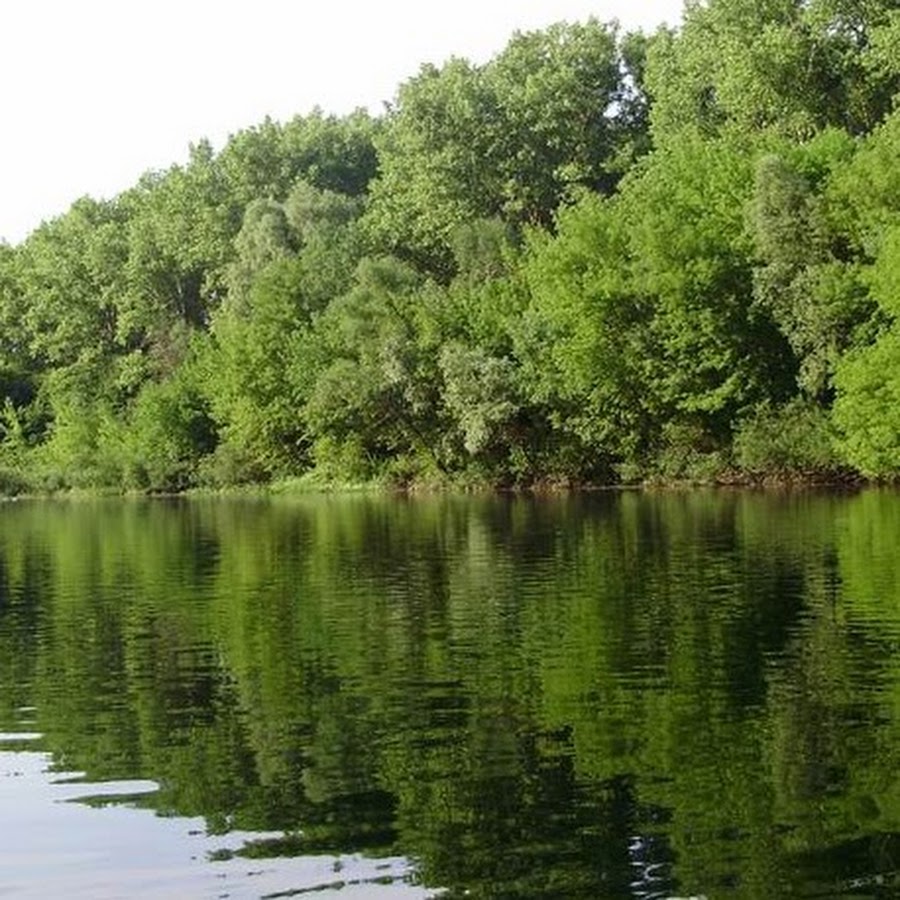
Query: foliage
[[733, 398, 843, 476], [646, 0, 900, 142], [364, 19, 634, 276], [205, 182, 366, 482], [832, 327, 900, 476], [3, 10, 900, 494], [749, 130, 876, 399], [216, 109, 379, 205], [304, 257, 447, 482], [520, 132, 795, 478], [122, 351, 218, 492]]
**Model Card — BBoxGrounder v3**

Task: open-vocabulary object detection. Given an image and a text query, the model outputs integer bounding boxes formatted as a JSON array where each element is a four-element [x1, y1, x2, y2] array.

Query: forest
[[2, 0, 900, 494]]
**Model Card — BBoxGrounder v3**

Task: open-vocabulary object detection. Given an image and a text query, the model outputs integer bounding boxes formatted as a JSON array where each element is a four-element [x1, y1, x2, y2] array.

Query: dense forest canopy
[[2, 0, 900, 494]]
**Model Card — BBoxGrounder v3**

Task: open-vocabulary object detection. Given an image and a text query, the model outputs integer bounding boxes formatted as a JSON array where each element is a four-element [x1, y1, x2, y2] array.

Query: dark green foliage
[[733, 399, 843, 477], [0, 465, 31, 496]]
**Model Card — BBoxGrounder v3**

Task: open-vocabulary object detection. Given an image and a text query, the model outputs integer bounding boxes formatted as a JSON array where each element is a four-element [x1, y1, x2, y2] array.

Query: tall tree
[[216, 109, 380, 207], [304, 257, 447, 480], [118, 140, 237, 368], [646, 0, 900, 142], [364, 20, 637, 277], [749, 130, 873, 400], [830, 107, 900, 475], [204, 183, 365, 481]]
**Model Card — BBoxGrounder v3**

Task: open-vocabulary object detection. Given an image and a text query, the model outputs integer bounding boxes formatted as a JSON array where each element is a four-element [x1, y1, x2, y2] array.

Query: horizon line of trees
[[2, 0, 900, 494]]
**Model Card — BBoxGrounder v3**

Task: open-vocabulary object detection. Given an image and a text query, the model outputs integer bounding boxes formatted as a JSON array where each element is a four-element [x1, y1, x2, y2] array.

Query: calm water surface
[[0, 490, 898, 898]]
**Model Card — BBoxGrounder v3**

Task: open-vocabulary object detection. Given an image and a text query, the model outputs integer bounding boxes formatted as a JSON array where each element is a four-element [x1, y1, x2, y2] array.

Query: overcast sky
[[1, 0, 683, 245]]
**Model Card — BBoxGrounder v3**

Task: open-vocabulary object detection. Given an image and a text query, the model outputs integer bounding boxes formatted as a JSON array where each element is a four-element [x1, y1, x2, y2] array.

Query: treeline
[[2, 0, 900, 493]]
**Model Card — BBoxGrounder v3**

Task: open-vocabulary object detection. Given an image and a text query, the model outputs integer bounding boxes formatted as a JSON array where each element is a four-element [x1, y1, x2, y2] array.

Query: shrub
[[733, 399, 841, 477]]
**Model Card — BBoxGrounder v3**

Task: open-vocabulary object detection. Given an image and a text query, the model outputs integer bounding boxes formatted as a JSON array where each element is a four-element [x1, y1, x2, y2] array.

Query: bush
[[124, 375, 218, 492], [733, 399, 841, 477], [0, 465, 31, 497], [638, 422, 731, 484], [833, 328, 900, 478]]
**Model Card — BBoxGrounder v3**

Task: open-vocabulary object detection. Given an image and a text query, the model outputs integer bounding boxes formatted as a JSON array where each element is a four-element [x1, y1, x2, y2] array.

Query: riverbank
[[0, 463, 879, 503]]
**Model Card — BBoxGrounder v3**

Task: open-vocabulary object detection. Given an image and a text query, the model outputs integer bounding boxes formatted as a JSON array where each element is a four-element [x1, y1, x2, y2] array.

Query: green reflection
[[0, 490, 898, 898]]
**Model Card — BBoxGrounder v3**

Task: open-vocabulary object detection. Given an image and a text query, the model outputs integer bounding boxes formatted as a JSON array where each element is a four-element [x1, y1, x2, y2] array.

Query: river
[[0, 489, 898, 898]]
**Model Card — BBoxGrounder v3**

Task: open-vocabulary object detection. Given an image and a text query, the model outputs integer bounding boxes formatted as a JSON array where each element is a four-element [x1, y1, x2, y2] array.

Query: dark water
[[0, 490, 898, 899]]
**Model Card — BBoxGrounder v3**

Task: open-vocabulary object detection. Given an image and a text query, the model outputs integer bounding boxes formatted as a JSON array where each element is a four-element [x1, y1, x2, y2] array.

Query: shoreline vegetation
[[0, 467, 873, 503], [3, 1, 900, 499]]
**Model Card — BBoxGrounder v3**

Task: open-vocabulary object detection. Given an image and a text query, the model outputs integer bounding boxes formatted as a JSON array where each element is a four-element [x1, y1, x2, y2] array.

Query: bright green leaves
[[479, 21, 622, 215], [364, 57, 500, 276], [828, 108, 900, 475], [833, 328, 900, 475], [124, 354, 217, 492], [283, 182, 365, 311], [305, 257, 445, 480], [868, 226, 900, 317], [365, 20, 636, 277], [118, 143, 236, 351], [521, 133, 790, 477], [208, 258, 314, 480], [647, 0, 900, 142], [749, 133, 873, 399], [204, 182, 367, 482], [520, 193, 644, 463], [216, 109, 379, 206], [830, 107, 900, 258], [13, 197, 127, 369]]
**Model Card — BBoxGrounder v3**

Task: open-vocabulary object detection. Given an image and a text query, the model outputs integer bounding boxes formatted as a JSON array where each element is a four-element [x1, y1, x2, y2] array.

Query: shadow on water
[[0, 489, 899, 897]]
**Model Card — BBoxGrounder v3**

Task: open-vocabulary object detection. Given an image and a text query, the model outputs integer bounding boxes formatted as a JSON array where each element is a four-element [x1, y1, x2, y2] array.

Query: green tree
[[518, 192, 648, 473], [205, 183, 366, 482], [283, 181, 365, 310], [829, 108, 900, 477], [522, 133, 794, 478], [365, 20, 635, 277], [0, 245, 40, 469], [123, 347, 218, 491], [13, 197, 126, 370], [646, 0, 900, 143], [8, 198, 135, 486], [216, 109, 379, 207], [207, 258, 317, 481], [118, 140, 236, 362], [749, 131, 873, 400], [832, 329, 900, 475], [305, 257, 447, 481]]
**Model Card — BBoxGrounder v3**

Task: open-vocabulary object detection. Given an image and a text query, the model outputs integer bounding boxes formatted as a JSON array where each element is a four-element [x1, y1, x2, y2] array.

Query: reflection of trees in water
[[0, 490, 898, 897]]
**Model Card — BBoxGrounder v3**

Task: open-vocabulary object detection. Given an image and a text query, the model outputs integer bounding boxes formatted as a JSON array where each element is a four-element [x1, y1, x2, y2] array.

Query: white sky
[[0, 0, 683, 245]]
